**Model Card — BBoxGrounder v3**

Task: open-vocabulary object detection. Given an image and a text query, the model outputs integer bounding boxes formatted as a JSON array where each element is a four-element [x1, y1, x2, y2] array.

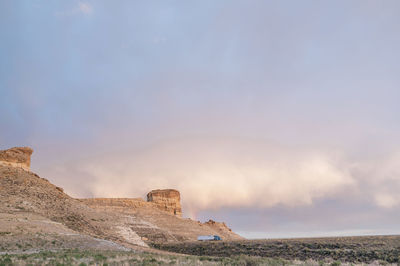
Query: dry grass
[[152, 235, 400, 264], [0, 249, 372, 266]]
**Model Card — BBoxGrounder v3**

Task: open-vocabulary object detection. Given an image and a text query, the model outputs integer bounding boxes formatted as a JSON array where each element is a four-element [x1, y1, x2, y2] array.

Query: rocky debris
[[203, 219, 231, 230], [0, 147, 33, 171], [147, 189, 182, 217], [116, 226, 148, 247], [202, 219, 236, 236]]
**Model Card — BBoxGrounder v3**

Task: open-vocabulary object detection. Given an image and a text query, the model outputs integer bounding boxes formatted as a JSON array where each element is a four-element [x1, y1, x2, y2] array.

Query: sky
[[1, 0, 400, 239]]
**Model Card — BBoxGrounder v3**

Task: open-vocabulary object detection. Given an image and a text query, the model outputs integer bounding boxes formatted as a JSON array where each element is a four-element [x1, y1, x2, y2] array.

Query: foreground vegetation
[[0, 249, 360, 266], [152, 235, 400, 264], [2, 235, 400, 265]]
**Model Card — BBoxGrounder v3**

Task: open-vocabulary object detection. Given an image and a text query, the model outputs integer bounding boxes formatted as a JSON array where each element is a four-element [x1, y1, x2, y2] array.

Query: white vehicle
[[197, 235, 221, 241]]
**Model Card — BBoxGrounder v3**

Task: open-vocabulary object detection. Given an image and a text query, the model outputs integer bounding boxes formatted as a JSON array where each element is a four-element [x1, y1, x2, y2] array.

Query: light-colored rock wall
[[147, 189, 182, 217], [0, 147, 33, 171], [81, 198, 151, 209], [82, 189, 183, 217]]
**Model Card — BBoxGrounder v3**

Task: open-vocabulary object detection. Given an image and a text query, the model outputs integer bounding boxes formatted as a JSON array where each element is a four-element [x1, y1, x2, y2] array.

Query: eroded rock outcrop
[[81, 189, 183, 217], [147, 189, 182, 217], [81, 194, 243, 242], [203, 219, 233, 232], [81, 198, 151, 210], [0, 147, 33, 171]]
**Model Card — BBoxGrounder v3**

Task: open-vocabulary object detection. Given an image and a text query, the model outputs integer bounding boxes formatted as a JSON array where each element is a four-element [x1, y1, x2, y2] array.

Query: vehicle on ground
[[197, 235, 221, 241]]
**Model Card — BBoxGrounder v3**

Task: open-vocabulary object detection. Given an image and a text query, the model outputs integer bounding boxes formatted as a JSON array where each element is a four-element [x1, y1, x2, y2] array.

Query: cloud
[[48, 138, 354, 217], [374, 194, 399, 208], [37, 137, 400, 224], [350, 152, 400, 209], [55, 2, 93, 17], [78, 2, 93, 15]]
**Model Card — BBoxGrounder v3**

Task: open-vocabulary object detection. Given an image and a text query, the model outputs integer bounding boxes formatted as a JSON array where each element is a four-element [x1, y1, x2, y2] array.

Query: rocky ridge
[[81, 196, 242, 243], [82, 190, 182, 218], [0, 146, 242, 252], [0, 147, 33, 171]]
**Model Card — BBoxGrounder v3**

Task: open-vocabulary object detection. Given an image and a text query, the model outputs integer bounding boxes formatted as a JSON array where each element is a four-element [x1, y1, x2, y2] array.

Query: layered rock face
[[147, 189, 182, 217], [81, 198, 151, 210], [0, 147, 33, 171], [82, 189, 183, 217]]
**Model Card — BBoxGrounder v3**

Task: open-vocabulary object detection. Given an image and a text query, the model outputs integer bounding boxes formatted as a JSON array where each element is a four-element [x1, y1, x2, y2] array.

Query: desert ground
[[1, 237, 400, 265], [153, 235, 400, 264]]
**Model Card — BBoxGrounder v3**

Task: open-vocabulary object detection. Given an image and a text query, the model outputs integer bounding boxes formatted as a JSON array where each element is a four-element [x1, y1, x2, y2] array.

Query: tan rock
[[81, 195, 243, 242], [0, 147, 33, 171], [0, 146, 243, 248], [81, 198, 151, 210], [147, 189, 182, 217], [203, 219, 233, 232]]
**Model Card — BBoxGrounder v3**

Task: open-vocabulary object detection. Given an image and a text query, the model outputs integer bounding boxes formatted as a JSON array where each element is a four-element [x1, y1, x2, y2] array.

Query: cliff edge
[[147, 189, 182, 217], [0, 147, 33, 171]]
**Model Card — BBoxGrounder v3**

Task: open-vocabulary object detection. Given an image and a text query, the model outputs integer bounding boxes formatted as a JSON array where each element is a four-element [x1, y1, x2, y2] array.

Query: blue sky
[[1, 1, 400, 238]]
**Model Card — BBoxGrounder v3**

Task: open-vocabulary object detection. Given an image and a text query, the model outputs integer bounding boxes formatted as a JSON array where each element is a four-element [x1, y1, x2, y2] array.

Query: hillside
[[0, 164, 147, 252], [81, 197, 242, 242], [0, 147, 242, 253]]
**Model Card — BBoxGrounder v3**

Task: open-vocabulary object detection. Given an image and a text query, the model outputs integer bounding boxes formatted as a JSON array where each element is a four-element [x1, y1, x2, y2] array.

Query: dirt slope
[[0, 165, 147, 250], [0, 212, 129, 253], [82, 198, 243, 242]]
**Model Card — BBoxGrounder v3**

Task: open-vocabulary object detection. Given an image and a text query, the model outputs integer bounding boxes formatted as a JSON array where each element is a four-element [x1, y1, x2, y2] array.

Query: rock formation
[[82, 190, 183, 217], [0, 145, 242, 246], [81, 195, 243, 242], [147, 189, 182, 217], [0, 147, 33, 171], [81, 198, 152, 210], [203, 219, 233, 232]]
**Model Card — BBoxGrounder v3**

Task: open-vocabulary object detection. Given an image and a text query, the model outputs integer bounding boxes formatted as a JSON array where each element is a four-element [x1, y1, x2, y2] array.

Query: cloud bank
[[35, 137, 400, 221], [41, 139, 354, 213]]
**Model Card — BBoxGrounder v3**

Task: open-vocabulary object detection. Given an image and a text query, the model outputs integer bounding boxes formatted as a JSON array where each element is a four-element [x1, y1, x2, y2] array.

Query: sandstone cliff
[[81, 196, 243, 242], [81, 191, 182, 217], [81, 198, 152, 211], [147, 189, 182, 217], [0, 147, 33, 171]]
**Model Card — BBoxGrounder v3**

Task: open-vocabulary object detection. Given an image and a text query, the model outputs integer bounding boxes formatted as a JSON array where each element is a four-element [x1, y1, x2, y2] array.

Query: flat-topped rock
[[0, 147, 33, 171], [147, 189, 182, 217]]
